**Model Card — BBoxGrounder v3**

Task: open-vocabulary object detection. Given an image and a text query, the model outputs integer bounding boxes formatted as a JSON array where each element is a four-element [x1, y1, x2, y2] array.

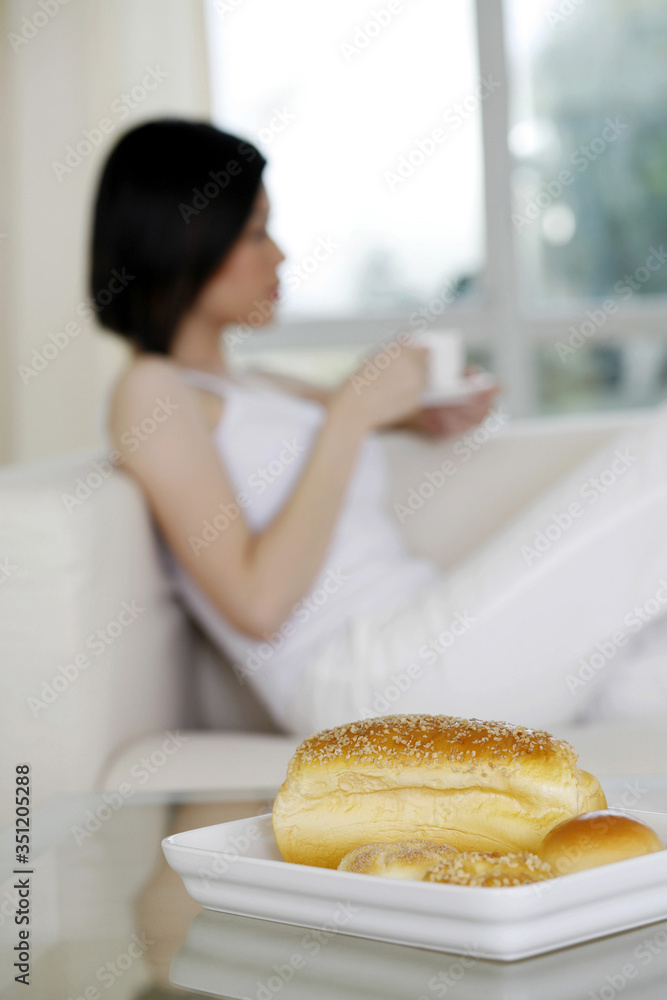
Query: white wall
[[0, 0, 211, 464]]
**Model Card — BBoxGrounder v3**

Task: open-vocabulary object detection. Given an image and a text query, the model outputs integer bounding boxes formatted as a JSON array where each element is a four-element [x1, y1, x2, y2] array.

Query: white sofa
[[2, 408, 667, 825]]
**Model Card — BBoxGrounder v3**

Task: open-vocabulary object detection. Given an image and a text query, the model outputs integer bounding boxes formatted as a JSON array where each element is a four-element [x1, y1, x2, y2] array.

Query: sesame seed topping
[[423, 850, 554, 887], [290, 714, 575, 774]]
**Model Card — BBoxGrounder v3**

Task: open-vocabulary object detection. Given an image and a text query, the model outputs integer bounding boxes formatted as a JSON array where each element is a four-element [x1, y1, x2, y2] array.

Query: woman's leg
[[286, 402, 667, 734]]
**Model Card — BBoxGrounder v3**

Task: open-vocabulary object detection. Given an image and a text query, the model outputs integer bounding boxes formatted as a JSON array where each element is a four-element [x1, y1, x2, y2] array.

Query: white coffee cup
[[412, 328, 464, 393]]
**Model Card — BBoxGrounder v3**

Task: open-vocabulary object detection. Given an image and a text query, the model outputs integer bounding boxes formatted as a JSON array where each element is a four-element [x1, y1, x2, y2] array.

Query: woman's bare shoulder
[[108, 356, 209, 455], [111, 355, 185, 407]]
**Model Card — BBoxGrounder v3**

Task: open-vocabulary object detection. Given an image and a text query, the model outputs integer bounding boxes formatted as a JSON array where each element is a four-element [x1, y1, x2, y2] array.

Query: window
[[507, 0, 667, 306], [206, 0, 484, 317], [205, 0, 667, 416]]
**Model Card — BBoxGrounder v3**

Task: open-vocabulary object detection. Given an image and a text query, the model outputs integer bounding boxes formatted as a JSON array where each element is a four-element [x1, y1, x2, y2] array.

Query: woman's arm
[[253, 365, 502, 439], [109, 350, 427, 639]]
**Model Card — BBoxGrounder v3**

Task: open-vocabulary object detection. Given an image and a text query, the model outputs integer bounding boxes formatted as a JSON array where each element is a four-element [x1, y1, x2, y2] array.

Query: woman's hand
[[332, 346, 430, 433], [404, 367, 503, 439]]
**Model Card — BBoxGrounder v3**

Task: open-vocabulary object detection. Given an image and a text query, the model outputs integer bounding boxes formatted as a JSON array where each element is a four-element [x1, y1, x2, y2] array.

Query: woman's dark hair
[[89, 118, 267, 354]]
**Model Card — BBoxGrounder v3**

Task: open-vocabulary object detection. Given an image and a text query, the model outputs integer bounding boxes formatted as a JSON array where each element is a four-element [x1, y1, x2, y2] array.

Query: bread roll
[[271, 714, 606, 868], [539, 810, 664, 874], [424, 850, 554, 887], [338, 839, 459, 879]]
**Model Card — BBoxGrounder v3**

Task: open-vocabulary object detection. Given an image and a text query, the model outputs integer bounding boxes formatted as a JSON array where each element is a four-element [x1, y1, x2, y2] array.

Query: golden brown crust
[[289, 714, 577, 774], [337, 839, 459, 879], [539, 810, 664, 874], [272, 714, 607, 868], [423, 850, 554, 887]]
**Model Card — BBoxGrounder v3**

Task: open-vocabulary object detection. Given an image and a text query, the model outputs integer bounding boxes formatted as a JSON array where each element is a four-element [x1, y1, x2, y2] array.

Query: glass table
[[1, 779, 666, 1000]]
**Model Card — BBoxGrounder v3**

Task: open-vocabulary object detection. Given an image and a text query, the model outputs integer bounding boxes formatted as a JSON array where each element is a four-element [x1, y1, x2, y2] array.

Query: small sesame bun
[[338, 840, 459, 879], [539, 810, 664, 875], [423, 850, 554, 887]]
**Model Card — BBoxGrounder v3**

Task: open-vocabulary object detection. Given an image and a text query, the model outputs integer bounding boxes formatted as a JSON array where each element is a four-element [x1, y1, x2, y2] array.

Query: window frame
[[212, 0, 667, 417]]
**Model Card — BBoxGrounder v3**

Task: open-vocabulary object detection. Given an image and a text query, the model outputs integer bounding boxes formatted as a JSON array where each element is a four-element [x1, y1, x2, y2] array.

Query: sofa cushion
[[380, 414, 642, 569], [0, 449, 193, 819]]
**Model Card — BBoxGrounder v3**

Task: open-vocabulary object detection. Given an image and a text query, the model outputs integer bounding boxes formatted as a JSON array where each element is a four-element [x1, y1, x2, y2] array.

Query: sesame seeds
[[292, 714, 575, 774], [338, 838, 459, 875], [337, 839, 554, 886], [423, 850, 554, 887]]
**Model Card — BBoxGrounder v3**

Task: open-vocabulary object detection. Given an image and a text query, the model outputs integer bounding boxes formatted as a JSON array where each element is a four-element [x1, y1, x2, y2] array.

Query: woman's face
[[190, 183, 286, 330]]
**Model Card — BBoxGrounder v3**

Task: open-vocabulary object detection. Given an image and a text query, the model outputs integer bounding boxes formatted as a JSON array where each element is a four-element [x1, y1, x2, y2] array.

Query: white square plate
[[162, 808, 667, 962]]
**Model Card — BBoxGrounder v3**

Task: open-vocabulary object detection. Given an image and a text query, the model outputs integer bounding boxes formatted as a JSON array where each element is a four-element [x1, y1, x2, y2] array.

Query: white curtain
[[0, 0, 211, 463]]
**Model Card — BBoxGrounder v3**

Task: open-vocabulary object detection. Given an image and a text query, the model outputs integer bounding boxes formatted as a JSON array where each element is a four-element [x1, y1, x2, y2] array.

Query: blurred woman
[[94, 118, 667, 735]]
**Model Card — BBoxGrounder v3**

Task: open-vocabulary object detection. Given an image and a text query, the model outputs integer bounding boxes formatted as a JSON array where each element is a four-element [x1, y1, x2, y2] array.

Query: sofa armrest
[[0, 450, 192, 822]]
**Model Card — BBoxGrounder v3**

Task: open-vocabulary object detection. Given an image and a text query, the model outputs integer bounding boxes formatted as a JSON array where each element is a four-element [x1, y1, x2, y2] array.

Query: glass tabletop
[[0, 778, 666, 1000]]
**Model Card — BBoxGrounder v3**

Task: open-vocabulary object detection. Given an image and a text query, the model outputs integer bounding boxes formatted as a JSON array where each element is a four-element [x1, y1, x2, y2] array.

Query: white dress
[[165, 368, 667, 735], [163, 368, 439, 726]]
